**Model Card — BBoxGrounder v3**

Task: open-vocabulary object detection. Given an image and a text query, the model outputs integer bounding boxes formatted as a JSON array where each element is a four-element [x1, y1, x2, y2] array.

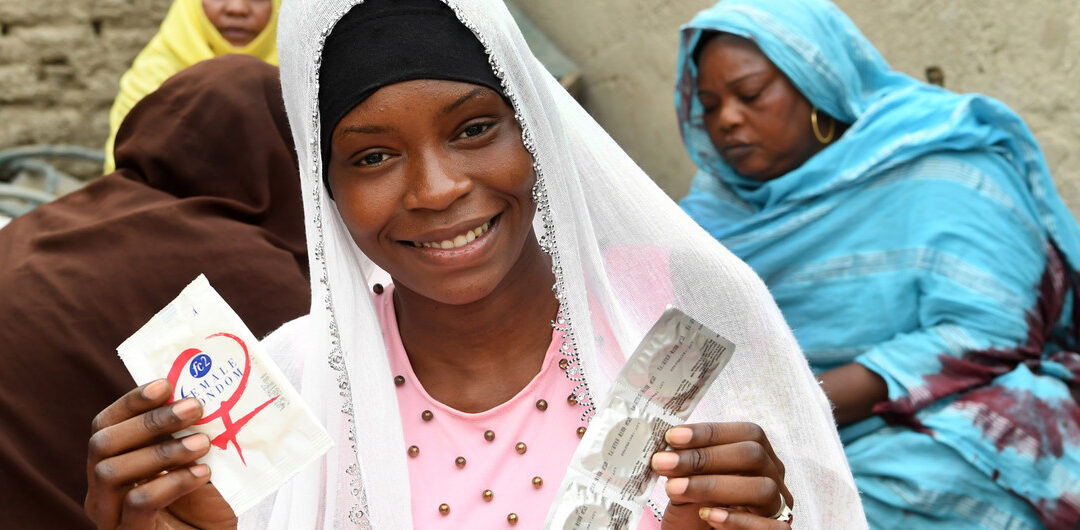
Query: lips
[[219, 28, 255, 44], [392, 214, 503, 270], [719, 141, 755, 163], [410, 219, 492, 249], [400, 214, 499, 251]]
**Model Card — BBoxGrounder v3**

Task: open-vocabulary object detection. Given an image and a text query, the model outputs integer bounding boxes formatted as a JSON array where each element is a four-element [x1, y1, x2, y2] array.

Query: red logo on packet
[[166, 332, 279, 465]]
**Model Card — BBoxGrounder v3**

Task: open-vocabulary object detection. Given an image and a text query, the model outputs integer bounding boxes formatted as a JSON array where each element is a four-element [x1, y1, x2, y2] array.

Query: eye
[[458, 122, 492, 139], [698, 94, 719, 113], [739, 91, 762, 103], [356, 152, 390, 166], [738, 84, 767, 103]]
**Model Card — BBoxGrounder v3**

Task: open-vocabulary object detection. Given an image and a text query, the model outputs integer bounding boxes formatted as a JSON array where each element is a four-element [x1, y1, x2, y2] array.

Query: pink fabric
[[376, 284, 663, 529], [603, 244, 675, 332]]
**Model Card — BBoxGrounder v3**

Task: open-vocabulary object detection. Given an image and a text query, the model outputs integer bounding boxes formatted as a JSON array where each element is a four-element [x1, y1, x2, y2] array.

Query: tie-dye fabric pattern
[[675, 1, 1080, 528]]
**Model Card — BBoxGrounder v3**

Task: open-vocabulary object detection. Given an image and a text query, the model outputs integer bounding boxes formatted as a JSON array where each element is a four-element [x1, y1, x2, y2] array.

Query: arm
[[829, 158, 1048, 421], [818, 363, 888, 426]]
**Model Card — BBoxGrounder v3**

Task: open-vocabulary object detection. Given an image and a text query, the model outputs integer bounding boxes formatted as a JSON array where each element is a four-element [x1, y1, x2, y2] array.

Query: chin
[[732, 166, 765, 181], [396, 271, 503, 307], [733, 162, 783, 182]]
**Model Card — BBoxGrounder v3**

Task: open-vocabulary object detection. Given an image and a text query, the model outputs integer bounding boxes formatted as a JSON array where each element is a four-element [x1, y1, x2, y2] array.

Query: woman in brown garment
[[0, 54, 308, 529]]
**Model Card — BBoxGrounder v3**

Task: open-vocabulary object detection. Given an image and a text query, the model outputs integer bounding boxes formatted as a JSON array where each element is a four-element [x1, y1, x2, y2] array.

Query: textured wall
[[1, 0, 1078, 214], [0, 0, 171, 159], [513, 0, 1080, 216]]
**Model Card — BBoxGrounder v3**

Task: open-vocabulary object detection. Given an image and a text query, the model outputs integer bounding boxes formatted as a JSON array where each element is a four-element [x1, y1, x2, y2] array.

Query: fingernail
[[181, 434, 210, 451], [172, 398, 201, 420], [651, 451, 679, 471], [701, 507, 728, 523], [142, 379, 168, 399], [666, 477, 688, 496], [190, 464, 210, 478], [665, 427, 693, 445]]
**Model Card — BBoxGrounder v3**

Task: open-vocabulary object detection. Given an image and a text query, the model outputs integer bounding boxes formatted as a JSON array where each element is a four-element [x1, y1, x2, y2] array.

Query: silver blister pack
[[544, 307, 736, 529]]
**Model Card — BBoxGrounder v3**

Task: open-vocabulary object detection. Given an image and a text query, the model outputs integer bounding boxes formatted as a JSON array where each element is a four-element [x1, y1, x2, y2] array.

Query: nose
[[223, 0, 252, 15], [402, 151, 473, 212], [716, 98, 744, 133]]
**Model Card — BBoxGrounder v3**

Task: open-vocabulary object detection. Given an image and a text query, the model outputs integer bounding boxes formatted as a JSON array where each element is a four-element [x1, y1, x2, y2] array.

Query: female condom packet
[[116, 274, 333, 516], [544, 307, 735, 529]]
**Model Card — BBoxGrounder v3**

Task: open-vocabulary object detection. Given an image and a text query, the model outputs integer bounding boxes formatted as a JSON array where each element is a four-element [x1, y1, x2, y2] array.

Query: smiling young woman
[[328, 78, 561, 412], [327, 80, 544, 308], [80, 0, 864, 528]]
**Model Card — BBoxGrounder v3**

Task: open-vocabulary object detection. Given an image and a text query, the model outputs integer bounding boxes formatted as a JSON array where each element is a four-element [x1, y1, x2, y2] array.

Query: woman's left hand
[[652, 422, 792, 529]]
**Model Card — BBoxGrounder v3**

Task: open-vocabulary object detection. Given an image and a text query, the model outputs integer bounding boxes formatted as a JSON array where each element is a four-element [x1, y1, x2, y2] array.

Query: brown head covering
[[0, 55, 308, 528]]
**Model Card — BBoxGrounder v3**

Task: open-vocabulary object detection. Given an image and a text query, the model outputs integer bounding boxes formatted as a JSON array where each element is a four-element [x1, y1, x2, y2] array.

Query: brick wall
[[0, 0, 171, 163]]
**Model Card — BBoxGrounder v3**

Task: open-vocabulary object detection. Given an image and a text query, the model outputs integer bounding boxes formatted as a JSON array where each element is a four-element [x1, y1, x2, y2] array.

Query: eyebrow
[[698, 71, 769, 95], [335, 87, 494, 138], [337, 124, 394, 138], [725, 70, 769, 87], [440, 87, 491, 116]]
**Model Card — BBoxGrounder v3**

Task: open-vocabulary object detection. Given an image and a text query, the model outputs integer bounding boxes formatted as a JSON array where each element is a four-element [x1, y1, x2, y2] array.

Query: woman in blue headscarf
[[676, 0, 1080, 528]]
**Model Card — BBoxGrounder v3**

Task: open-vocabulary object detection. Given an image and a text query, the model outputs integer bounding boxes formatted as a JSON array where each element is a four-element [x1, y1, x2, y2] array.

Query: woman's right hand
[[85, 379, 237, 529]]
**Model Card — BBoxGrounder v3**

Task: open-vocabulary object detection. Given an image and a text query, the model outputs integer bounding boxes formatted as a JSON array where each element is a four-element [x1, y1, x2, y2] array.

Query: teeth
[[415, 220, 492, 249]]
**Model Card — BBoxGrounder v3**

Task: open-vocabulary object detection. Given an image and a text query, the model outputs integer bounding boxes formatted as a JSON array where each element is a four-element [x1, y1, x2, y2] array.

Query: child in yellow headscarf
[[103, 0, 280, 173]]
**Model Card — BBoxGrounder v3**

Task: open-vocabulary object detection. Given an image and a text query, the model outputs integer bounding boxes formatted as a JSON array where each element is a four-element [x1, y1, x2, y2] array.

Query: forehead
[[697, 34, 774, 79], [340, 79, 504, 120]]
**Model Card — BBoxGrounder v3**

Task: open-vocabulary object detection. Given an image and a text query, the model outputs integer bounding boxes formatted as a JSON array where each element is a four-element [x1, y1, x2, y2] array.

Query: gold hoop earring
[[810, 106, 835, 144]]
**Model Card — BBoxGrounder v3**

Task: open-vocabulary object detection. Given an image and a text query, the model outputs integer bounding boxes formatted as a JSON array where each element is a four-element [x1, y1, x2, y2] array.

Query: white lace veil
[[257, 0, 865, 527]]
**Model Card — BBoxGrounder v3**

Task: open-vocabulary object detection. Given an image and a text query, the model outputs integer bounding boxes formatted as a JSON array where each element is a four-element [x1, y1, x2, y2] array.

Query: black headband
[[318, 0, 504, 195]]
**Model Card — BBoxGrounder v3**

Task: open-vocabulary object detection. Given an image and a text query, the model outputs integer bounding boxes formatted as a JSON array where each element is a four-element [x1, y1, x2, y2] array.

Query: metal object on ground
[[0, 145, 103, 221]]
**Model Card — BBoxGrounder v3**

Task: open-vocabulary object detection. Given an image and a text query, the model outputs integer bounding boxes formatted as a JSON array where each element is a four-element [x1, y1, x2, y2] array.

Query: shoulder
[[880, 150, 1023, 199], [869, 150, 1039, 225]]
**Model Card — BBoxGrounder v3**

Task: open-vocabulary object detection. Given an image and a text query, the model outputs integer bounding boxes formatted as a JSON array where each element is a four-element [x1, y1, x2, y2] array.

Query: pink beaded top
[[376, 284, 663, 529]]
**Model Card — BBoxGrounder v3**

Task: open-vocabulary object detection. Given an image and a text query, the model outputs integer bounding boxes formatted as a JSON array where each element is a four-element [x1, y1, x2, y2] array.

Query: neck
[[392, 235, 559, 412]]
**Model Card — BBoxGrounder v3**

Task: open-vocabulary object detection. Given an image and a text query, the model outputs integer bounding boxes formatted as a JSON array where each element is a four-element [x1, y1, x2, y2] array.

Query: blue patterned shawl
[[676, 0, 1080, 527]]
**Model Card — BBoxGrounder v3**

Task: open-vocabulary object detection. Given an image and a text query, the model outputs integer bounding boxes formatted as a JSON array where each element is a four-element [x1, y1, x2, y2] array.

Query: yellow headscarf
[[103, 0, 280, 173]]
